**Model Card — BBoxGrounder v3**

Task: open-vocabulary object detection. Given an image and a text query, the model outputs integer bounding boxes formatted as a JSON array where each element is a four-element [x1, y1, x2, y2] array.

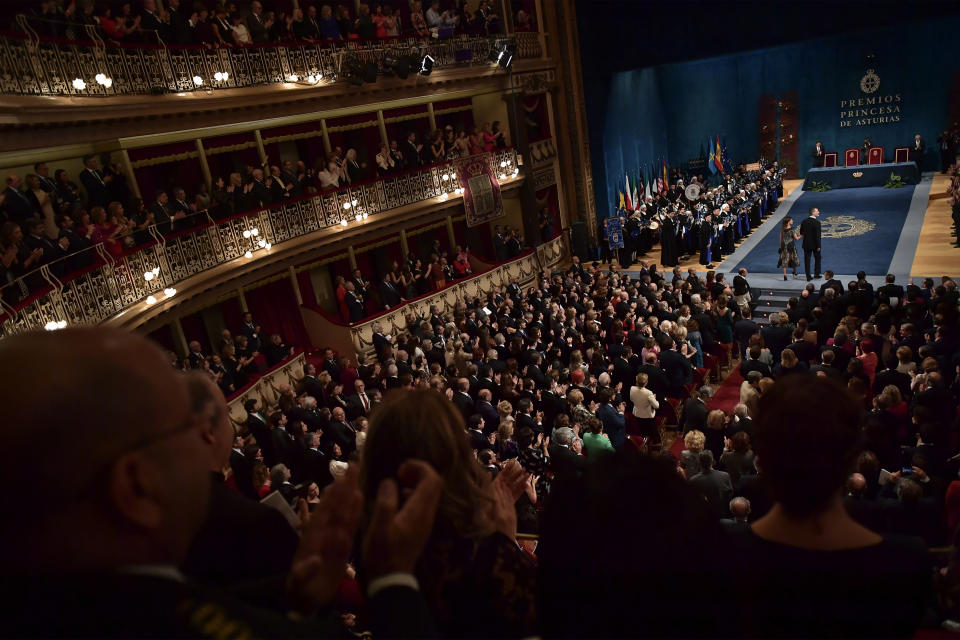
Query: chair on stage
[[867, 146, 884, 165], [844, 149, 861, 166], [894, 147, 910, 163], [823, 152, 838, 167]]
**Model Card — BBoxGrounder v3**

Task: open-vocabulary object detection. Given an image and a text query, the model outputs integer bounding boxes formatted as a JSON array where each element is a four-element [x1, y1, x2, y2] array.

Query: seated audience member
[[360, 389, 537, 638], [0, 328, 441, 638], [727, 375, 930, 637]]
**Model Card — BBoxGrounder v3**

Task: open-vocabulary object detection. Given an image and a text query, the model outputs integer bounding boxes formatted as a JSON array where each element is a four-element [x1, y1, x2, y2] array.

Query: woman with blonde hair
[[361, 390, 536, 637], [680, 429, 705, 479], [629, 372, 659, 443], [705, 409, 728, 460]]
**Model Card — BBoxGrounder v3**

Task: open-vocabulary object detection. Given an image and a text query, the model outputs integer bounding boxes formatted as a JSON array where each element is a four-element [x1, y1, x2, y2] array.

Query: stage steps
[[753, 287, 798, 325]]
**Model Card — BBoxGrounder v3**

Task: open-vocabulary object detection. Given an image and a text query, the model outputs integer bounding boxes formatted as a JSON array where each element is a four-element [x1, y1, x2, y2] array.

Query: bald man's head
[[0, 328, 210, 572]]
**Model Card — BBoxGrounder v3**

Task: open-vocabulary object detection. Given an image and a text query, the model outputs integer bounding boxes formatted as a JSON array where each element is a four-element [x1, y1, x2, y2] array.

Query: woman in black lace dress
[[777, 216, 800, 281]]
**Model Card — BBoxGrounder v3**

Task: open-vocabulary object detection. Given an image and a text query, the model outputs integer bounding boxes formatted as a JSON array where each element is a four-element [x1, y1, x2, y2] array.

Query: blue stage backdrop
[[586, 16, 960, 225]]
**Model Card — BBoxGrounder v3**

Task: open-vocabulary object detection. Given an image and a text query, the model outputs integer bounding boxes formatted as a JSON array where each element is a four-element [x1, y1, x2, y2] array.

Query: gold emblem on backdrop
[[821, 215, 877, 239], [860, 69, 880, 94]]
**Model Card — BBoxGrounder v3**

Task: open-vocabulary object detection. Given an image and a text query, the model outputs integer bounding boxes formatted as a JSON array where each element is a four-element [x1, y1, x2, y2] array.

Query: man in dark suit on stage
[[910, 134, 926, 169], [811, 140, 825, 168], [799, 207, 822, 281]]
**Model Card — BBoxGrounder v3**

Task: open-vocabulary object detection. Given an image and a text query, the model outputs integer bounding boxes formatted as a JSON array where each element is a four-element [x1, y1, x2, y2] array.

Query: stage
[[802, 161, 919, 190], [724, 172, 935, 277]]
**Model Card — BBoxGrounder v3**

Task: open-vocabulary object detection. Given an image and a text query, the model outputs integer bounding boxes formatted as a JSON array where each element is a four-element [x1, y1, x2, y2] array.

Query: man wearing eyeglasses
[[0, 328, 441, 637]]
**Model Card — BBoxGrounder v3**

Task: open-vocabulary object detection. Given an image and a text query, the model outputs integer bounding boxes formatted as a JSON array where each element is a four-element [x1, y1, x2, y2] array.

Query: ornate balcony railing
[[227, 351, 306, 429], [1, 18, 526, 97], [0, 148, 519, 339], [515, 31, 543, 59], [345, 233, 566, 355]]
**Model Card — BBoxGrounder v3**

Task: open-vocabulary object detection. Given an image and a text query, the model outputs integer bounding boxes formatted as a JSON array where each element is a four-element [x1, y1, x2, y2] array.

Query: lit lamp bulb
[[451, 173, 456, 179], [500, 161, 507, 168], [343, 202, 351, 210], [102, 77, 112, 88], [242, 230, 251, 238], [163, 288, 177, 298], [251, 228, 259, 236], [44, 321, 58, 331], [152, 266, 160, 276], [244, 250, 253, 259], [57, 320, 67, 329], [362, 212, 368, 220], [288, 74, 299, 82], [265, 242, 272, 250], [257, 239, 266, 248], [192, 75, 203, 86], [145, 295, 157, 305], [340, 219, 348, 227], [513, 168, 519, 175], [356, 214, 362, 222], [306, 74, 315, 84], [214, 72, 223, 82], [352, 199, 357, 206], [442, 173, 449, 181], [144, 270, 154, 281], [72, 78, 86, 90]]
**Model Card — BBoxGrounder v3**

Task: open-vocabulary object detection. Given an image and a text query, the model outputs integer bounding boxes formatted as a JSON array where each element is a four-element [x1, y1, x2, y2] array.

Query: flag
[[644, 165, 652, 201], [662, 157, 668, 192], [618, 189, 625, 210], [631, 174, 639, 210], [721, 137, 732, 173], [636, 170, 644, 202], [714, 135, 724, 173], [707, 137, 718, 174], [624, 174, 632, 211]]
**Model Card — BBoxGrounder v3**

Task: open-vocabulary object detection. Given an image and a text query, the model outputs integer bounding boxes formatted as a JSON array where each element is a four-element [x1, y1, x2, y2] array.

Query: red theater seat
[[844, 148, 861, 166], [894, 147, 910, 163], [823, 152, 838, 167], [867, 146, 884, 165]]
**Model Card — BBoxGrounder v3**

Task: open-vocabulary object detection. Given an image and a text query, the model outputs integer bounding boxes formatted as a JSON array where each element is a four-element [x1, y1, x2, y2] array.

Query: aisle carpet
[[730, 185, 917, 276]]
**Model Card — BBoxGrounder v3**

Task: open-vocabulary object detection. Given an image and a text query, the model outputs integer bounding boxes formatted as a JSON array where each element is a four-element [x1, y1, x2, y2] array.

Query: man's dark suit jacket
[[183, 473, 298, 586], [761, 325, 792, 362], [303, 447, 333, 488], [452, 392, 474, 424], [79, 168, 110, 207], [690, 468, 734, 519], [739, 358, 772, 379], [799, 216, 821, 250], [230, 450, 254, 499], [596, 403, 625, 449], [637, 363, 669, 400], [373, 332, 393, 360], [680, 397, 708, 433], [811, 145, 825, 167], [380, 279, 402, 307], [346, 393, 371, 421], [346, 292, 364, 322], [325, 420, 356, 455], [548, 443, 586, 483], [733, 319, 759, 355], [300, 375, 325, 402], [659, 348, 692, 398], [475, 400, 499, 431]]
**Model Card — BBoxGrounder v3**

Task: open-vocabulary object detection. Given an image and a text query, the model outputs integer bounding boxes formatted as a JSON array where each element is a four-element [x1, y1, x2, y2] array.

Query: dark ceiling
[[576, 0, 960, 74]]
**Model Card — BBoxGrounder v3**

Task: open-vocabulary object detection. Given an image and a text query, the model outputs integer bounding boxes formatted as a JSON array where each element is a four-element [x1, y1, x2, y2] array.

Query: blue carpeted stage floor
[[730, 185, 917, 276]]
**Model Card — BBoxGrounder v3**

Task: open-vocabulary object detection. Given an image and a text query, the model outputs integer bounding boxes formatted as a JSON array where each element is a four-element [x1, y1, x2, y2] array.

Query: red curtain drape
[[521, 94, 550, 142], [202, 132, 261, 182], [296, 270, 317, 308], [383, 105, 430, 147], [220, 294, 244, 335], [180, 311, 211, 353], [537, 185, 561, 238], [452, 218, 467, 251], [434, 98, 475, 136], [148, 323, 175, 353], [244, 277, 311, 349], [466, 220, 494, 259]]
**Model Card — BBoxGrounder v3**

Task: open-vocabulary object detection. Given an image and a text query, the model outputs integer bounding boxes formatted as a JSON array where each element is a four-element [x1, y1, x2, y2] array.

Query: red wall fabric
[[522, 94, 550, 142], [147, 323, 175, 353], [433, 98, 475, 136], [296, 270, 317, 308], [202, 133, 261, 181], [180, 310, 211, 353], [537, 185, 562, 238], [383, 105, 430, 146], [244, 277, 311, 349], [220, 294, 244, 335]]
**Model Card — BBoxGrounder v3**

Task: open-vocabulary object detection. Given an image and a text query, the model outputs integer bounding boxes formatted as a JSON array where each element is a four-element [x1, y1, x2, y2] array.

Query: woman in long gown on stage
[[777, 216, 800, 281]]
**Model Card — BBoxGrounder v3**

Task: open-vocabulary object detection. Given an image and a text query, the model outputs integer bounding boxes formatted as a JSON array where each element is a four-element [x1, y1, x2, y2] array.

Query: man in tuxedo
[[819, 270, 842, 296], [264, 334, 294, 366], [2, 174, 37, 225], [352, 268, 369, 300], [345, 282, 365, 323], [466, 415, 489, 450], [733, 308, 759, 359], [658, 335, 692, 399], [595, 390, 625, 449], [79, 154, 111, 208], [877, 273, 905, 306], [405, 131, 423, 169], [811, 140, 825, 168], [548, 427, 586, 482], [680, 387, 711, 433], [151, 190, 184, 235], [166, 0, 195, 44], [451, 378, 475, 424], [689, 450, 733, 519], [371, 322, 394, 362], [910, 133, 925, 169], [325, 406, 357, 455], [246, 0, 274, 42], [0, 327, 440, 638], [301, 431, 333, 489], [346, 379, 373, 421], [321, 347, 341, 380], [475, 388, 500, 429], [380, 272, 403, 309], [240, 312, 262, 353], [799, 207, 821, 281], [186, 340, 206, 369]]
